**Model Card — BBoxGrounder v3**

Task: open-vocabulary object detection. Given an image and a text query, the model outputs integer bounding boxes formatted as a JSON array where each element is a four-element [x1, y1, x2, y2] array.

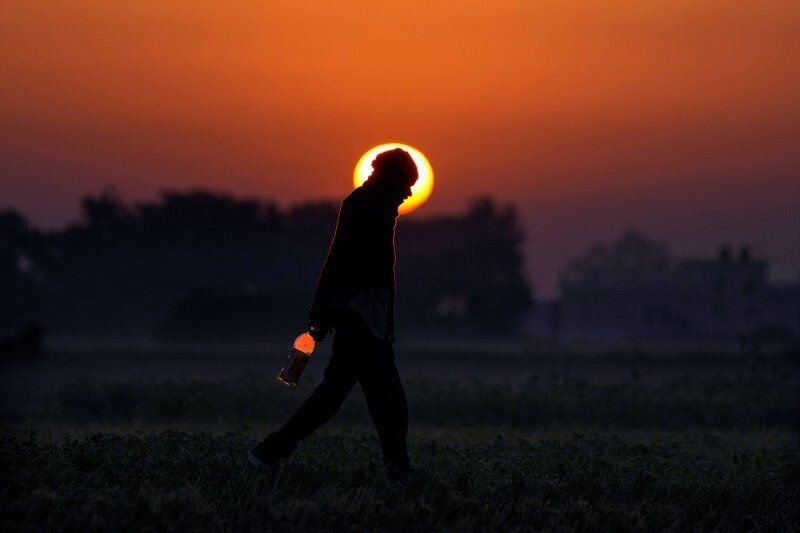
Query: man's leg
[[255, 337, 358, 461], [358, 338, 410, 477]]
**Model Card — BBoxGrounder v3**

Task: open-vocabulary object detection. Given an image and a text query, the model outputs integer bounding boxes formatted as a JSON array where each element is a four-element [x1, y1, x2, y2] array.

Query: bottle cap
[[293, 332, 315, 354]]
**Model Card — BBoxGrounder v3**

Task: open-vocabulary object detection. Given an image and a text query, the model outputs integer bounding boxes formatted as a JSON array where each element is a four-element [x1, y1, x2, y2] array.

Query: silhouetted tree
[[1, 190, 534, 339], [560, 229, 671, 289], [81, 188, 128, 229], [0, 210, 49, 332], [398, 196, 533, 334]]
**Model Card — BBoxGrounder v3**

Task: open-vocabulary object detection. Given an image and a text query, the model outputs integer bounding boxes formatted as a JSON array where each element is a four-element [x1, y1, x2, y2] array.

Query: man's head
[[365, 148, 419, 203]]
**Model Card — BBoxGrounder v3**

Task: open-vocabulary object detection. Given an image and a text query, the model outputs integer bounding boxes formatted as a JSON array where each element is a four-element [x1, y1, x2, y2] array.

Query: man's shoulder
[[344, 187, 368, 204], [343, 187, 398, 219], [341, 187, 370, 213]]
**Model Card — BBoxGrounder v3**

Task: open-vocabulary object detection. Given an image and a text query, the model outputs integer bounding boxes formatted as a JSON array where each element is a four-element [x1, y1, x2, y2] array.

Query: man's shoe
[[246, 441, 281, 471]]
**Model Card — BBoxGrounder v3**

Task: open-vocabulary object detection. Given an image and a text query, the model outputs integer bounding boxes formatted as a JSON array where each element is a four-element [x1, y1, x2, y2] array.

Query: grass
[[45, 375, 800, 429], [2, 375, 799, 531], [2, 427, 799, 531]]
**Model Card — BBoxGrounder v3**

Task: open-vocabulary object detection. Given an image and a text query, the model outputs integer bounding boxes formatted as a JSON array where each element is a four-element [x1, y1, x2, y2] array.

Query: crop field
[[2, 370, 799, 531]]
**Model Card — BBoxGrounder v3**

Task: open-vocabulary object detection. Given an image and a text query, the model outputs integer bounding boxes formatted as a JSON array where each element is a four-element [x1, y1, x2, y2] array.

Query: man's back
[[328, 186, 397, 289], [309, 185, 398, 341]]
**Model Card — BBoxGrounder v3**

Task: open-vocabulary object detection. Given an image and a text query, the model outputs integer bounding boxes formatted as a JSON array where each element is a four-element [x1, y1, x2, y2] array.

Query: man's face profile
[[370, 148, 419, 204], [401, 174, 418, 201], [354, 144, 433, 215]]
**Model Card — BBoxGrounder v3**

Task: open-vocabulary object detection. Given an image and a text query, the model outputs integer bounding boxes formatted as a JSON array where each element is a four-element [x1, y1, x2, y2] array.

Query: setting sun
[[353, 143, 434, 215]]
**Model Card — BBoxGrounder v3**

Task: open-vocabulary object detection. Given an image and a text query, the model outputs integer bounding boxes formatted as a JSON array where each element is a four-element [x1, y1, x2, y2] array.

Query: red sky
[[2, 0, 799, 295]]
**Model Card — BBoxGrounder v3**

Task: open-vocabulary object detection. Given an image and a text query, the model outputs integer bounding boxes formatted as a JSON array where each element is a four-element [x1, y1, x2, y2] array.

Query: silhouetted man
[[248, 148, 418, 480]]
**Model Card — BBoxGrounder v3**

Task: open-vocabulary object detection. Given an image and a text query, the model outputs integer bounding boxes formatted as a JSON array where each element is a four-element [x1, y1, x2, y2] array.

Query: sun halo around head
[[353, 143, 433, 215]]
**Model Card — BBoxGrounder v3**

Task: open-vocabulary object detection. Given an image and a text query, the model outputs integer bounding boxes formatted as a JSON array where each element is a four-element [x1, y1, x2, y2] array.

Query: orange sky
[[1, 0, 799, 294]]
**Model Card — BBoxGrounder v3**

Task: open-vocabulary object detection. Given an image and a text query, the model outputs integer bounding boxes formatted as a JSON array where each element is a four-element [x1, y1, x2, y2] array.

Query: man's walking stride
[[248, 148, 418, 480]]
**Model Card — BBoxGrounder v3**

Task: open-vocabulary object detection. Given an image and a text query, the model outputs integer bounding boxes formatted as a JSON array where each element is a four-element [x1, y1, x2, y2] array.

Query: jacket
[[308, 184, 398, 341]]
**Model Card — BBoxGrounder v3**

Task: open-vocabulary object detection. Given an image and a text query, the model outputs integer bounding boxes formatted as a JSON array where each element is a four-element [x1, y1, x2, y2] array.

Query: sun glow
[[353, 143, 434, 215]]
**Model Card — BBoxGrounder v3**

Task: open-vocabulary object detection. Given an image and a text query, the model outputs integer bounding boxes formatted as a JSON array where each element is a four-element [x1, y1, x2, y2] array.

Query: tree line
[[1, 189, 533, 340]]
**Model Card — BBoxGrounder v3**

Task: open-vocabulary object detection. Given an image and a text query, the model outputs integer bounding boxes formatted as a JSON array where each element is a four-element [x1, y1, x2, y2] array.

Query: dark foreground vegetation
[[2, 376, 799, 531], [2, 428, 798, 531], [48, 375, 799, 429]]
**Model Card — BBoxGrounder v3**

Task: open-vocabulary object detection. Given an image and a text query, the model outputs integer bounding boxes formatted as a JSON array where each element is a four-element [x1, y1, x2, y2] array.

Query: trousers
[[265, 310, 409, 471]]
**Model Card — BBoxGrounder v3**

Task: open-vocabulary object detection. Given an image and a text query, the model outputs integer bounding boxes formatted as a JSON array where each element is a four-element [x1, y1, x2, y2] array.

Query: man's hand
[[308, 324, 327, 342]]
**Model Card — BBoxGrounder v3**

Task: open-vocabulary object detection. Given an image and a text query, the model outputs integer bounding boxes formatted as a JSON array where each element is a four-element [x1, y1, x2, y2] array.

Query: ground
[[2, 360, 799, 531]]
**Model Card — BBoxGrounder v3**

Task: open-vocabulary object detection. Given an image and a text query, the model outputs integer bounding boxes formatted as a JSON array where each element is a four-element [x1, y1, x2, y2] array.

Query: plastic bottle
[[277, 332, 316, 387]]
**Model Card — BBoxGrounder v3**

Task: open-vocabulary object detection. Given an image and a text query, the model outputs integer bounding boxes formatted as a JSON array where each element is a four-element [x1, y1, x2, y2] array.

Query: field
[[2, 347, 800, 531], [3, 426, 799, 531]]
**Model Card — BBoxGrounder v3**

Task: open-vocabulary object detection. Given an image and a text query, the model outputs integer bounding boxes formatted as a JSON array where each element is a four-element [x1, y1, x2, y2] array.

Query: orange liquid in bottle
[[277, 332, 316, 387]]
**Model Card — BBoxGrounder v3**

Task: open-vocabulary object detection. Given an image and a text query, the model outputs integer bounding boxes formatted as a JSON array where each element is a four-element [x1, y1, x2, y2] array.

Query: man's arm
[[385, 293, 395, 344], [307, 199, 351, 341], [308, 267, 334, 341], [377, 215, 396, 343]]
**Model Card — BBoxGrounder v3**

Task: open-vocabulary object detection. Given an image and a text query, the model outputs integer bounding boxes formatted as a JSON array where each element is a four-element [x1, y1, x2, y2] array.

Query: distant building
[[529, 231, 800, 345]]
